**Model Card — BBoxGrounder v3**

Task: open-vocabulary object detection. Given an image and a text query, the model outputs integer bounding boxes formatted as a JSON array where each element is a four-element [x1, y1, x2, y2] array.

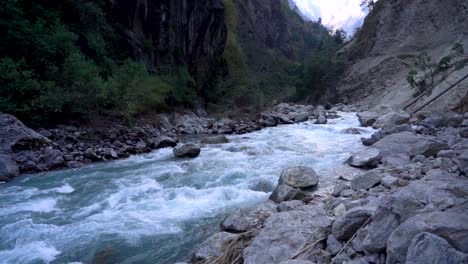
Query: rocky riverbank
[[0, 103, 344, 181], [190, 109, 468, 264]]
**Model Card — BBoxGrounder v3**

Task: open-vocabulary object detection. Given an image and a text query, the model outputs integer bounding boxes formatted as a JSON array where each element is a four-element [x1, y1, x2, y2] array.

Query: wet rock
[[173, 144, 201, 158], [194, 232, 240, 261], [347, 148, 381, 168], [201, 135, 230, 144], [249, 179, 275, 192], [341, 128, 366, 135], [334, 183, 350, 197], [372, 111, 410, 130], [351, 171, 383, 191], [314, 105, 326, 117], [92, 248, 116, 264], [269, 184, 306, 203], [290, 112, 310, 123], [406, 232, 468, 264], [67, 161, 85, 169], [386, 210, 468, 264], [154, 136, 177, 148], [278, 166, 319, 189], [221, 201, 277, 232], [243, 205, 331, 264], [84, 148, 100, 161], [41, 148, 65, 169], [332, 209, 372, 240], [0, 113, 50, 153], [357, 111, 379, 127], [315, 116, 328, 124], [0, 154, 19, 181]]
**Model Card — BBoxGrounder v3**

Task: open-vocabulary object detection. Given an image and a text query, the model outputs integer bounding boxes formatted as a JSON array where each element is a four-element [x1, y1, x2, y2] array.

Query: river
[[0, 112, 374, 264]]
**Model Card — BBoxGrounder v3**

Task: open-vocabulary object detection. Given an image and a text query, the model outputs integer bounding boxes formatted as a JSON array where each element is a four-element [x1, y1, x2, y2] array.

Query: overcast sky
[[291, 0, 368, 34]]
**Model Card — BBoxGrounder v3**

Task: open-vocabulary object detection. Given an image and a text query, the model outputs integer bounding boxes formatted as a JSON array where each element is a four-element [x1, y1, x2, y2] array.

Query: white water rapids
[[0, 112, 375, 264]]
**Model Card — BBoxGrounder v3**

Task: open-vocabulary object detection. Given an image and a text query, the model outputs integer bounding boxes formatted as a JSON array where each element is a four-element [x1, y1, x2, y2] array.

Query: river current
[[0, 112, 374, 264]]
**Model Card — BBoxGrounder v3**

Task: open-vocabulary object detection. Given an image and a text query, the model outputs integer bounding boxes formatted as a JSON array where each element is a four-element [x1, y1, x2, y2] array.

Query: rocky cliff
[[335, 0, 468, 112], [110, 0, 227, 90]]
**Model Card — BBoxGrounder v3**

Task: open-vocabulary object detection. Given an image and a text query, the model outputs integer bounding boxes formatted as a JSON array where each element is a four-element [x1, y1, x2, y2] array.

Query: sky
[[291, 0, 369, 34]]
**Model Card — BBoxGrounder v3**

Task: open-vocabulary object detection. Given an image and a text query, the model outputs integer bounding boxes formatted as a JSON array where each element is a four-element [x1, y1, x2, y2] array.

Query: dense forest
[[0, 0, 345, 125]]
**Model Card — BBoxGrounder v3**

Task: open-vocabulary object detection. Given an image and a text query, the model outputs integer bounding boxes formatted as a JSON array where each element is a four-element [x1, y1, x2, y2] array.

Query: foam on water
[[0, 112, 375, 263]]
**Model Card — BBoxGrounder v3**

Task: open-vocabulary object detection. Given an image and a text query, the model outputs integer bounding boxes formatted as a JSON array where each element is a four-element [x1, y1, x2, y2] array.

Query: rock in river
[[173, 144, 201, 158], [201, 135, 230, 144], [279, 166, 319, 189], [347, 148, 381, 168]]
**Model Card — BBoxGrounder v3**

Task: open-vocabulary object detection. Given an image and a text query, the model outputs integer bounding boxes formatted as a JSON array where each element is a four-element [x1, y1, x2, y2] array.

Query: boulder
[[154, 136, 177, 148], [409, 140, 449, 158], [221, 201, 277, 232], [315, 116, 328, 124], [173, 144, 201, 158], [380, 175, 398, 188], [373, 132, 446, 158], [357, 111, 379, 127], [84, 148, 101, 161], [406, 232, 468, 264], [351, 170, 383, 191], [290, 112, 310, 123], [327, 234, 343, 255], [278, 166, 319, 189], [194, 232, 240, 261], [243, 205, 332, 264], [423, 112, 464, 128], [456, 150, 468, 175], [280, 260, 315, 264], [341, 128, 366, 135], [372, 111, 410, 130], [201, 135, 230, 144], [332, 209, 372, 240], [362, 124, 415, 146], [386, 210, 468, 264], [269, 184, 306, 203], [314, 105, 326, 117], [347, 148, 381, 168], [0, 113, 50, 153], [277, 200, 305, 212], [0, 154, 19, 181]]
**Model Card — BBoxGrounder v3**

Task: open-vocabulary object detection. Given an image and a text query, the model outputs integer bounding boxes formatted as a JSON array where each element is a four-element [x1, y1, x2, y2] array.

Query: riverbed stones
[[327, 234, 343, 255], [0, 113, 50, 153], [173, 144, 201, 158], [221, 201, 276, 232], [406, 232, 468, 264], [315, 115, 328, 124], [194, 231, 240, 261], [279, 166, 319, 188], [351, 170, 383, 190], [201, 135, 230, 144], [332, 209, 372, 240], [357, 111, 379, 127], [0, 154, 19, 181], [347, 148, 381, 168], [372, 111, 410, 130], [243, 205, 331, 264], [269, 184, 306, 203], [153, 136, 177, 148], [423, 111, 464, 128]]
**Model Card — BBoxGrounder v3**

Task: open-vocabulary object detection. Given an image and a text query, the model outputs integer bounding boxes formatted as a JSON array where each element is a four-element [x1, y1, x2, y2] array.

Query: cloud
[[291, 0, 368, 34]]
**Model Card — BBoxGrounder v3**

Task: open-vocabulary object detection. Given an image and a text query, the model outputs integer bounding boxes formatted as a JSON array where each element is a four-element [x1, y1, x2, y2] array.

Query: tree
[[360, 0, 375, 11]]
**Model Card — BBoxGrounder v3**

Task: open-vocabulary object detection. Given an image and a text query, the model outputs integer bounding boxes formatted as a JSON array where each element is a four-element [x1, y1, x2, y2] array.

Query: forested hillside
[[0, 0, 344, 125]]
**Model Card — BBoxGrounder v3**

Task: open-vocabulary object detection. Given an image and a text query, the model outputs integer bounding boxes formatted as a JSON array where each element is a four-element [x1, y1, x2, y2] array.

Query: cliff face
[[110, 0, 227, 89], [336, 0, 468, 112]]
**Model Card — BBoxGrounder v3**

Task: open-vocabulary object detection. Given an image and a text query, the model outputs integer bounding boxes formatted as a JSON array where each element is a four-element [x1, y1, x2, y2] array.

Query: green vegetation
[[407, 43, 467, 96]]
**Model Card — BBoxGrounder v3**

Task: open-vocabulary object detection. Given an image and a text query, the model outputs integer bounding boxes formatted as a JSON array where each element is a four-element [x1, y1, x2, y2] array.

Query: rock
[[67, 161, 85, 169], [154, 136, 177, 148], [373, 132, 447, 158], [351, 171, 383, 191], [341, 128, 366, 135], [291, 112, 310, 123], [269, 184, 306, 203], [409, 140, 449, 158], [386, 210, 468, 264], [406, 232, 468, 264], [456, 150, 468, 175], [194, 232, 240, 261], [315, 116, 328, 124], [437, 150, 457, 159], [460, 127, 468, 138], [221, 201, 277, 232], [0, 154, 19, 181], [372, 111, 410, 130], [340, 189, 357, 197], [84, 148, 100, 161], [278, 166, 319, 189], [333, 183, 350, 197], [332, 209, 372, 240], [280, 260, 315, 264], [243, 205, 332, 264], [362, 124, 415, 146], [380, 175, 398, 188], [327, 234, 343, 255], [347, 148, 381, 168], [423, 112, 464, 128], [173, 144, 201, 158], [0, 113, 50, 153], [314, 105, 326, 117], [357, 111, 380, 127], [277, 200, 305, 212], [201, 135, 230, 144], [41, 148, 65, 169], [334, 203, 347, 217]]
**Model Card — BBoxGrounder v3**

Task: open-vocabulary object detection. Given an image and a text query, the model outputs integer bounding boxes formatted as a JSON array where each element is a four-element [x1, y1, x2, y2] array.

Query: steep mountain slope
[[335, 0, 468, 112]]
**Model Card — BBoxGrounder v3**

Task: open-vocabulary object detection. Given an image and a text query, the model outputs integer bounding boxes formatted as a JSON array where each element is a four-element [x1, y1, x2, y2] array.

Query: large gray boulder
[[373, 132, 448, 158], [423, 112, 464, 128], [0, 113, 50, 153], [372, 111, 410, 130], [315, 115, 328, 124], [362, 124, 415, 146], [243, 205, 332, 264], [221, 201, 277, 232], [347, 148, 381, 168], [351, 170, 383, 191], [194, 232, 240, 261], [386, 210, 468, 264], [332, 209, 372, 240], [269, 184, 306, 203], [357, 111, 379, 127], [456, 150, 468, 175], [278, 166, 319, 189], [0, 154, 19, 181], [173, 144, 201, 158], [406, 232, 468, 264]]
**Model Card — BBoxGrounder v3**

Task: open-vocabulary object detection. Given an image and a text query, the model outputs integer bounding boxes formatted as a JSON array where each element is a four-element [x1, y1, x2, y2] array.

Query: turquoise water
[[0, 112, 374, 264]]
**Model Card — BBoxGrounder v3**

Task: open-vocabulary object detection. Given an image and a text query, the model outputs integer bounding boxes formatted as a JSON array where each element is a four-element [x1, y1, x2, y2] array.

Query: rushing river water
[[0, 112, 374, 264]]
